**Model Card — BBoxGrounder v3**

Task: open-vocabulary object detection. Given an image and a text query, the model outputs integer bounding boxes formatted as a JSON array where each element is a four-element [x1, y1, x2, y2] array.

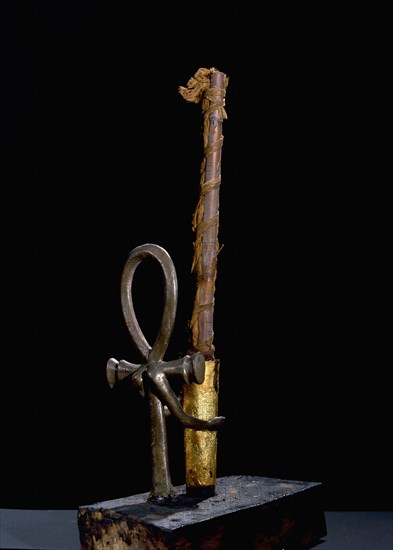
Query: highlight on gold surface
[[183, 360, 220, 491]]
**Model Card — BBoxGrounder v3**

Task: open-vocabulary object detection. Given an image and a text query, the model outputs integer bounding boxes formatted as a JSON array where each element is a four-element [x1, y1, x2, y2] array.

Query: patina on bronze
[[107, 243, 225, 504], [179, 67, 228, 497]]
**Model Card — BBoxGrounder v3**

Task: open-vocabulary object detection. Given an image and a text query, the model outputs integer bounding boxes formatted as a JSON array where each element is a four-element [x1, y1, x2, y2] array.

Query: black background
[[1, 2, 389, 511]]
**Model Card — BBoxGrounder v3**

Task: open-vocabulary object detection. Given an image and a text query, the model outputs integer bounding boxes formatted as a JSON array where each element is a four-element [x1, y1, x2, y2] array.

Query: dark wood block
[[78, 475, 327, 549]]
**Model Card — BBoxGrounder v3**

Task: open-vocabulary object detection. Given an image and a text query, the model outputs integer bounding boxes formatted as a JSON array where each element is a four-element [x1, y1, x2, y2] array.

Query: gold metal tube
[[183, 359, 220, 496]]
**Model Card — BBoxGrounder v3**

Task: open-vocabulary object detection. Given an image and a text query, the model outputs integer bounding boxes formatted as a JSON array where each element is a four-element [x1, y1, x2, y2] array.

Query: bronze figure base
[[78, 475, 327, 549]]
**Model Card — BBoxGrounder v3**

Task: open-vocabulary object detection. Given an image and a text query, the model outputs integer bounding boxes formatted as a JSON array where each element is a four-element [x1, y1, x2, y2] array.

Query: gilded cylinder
[[183, 359, 220, 496]]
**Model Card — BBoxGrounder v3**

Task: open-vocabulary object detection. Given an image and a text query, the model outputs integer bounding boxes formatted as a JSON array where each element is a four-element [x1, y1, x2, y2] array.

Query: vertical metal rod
[[147, 390, 175, 502]]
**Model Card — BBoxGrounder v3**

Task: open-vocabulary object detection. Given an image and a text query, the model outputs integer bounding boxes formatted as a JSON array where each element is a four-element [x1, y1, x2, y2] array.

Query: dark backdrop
[[1, 2, 389, 511]]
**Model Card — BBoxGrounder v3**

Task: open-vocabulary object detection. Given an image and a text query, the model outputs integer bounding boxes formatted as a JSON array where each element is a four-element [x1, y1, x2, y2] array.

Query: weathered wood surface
[[78, 475, 327, 549]]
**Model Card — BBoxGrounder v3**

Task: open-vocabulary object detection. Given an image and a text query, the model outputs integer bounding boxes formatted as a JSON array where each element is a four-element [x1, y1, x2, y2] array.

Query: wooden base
[[78, 475, 327, 549]]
